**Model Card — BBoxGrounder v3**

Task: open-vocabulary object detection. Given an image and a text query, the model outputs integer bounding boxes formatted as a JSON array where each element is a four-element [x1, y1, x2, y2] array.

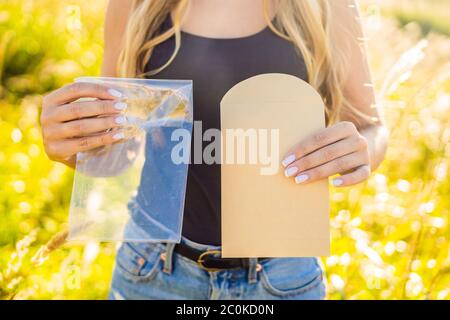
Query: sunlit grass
[[0, 0, 449, 300]]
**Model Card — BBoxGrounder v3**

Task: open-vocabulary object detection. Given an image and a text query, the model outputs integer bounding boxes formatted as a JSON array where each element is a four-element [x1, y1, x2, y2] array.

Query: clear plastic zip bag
[[68, 77, 193, 242]]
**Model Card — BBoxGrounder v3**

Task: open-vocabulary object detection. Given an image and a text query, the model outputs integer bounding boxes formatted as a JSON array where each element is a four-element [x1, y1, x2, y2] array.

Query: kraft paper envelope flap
[[220, 73, 330, 258]]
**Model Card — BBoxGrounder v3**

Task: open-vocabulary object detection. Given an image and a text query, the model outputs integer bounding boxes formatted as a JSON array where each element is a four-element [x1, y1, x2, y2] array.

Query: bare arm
[[73, 0, 140, 177], [40, 1, 134, 171], [282, 0, 388, 187], [333, 0, 389, 172], [102, 0, 133, 77]]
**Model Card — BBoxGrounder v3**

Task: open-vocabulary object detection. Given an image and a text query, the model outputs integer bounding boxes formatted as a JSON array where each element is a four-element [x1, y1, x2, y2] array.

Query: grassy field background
[[0, 0, 449, 300]]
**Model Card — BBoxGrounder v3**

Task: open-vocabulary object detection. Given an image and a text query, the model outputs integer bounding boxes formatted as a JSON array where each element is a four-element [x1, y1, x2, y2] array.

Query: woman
[[40, 0, 388, 300]]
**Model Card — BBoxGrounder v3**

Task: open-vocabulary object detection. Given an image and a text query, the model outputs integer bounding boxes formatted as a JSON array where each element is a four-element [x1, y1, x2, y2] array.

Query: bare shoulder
[[102, 0, 134, 76]]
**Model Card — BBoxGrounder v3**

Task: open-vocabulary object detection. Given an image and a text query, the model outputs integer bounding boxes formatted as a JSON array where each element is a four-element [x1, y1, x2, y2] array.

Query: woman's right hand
[[40, 82, 128, 168]]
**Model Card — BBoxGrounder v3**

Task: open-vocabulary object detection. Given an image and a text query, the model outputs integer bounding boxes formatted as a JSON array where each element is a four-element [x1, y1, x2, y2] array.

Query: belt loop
[[162, 243, 175, 275], [247, 258, 258, 284]]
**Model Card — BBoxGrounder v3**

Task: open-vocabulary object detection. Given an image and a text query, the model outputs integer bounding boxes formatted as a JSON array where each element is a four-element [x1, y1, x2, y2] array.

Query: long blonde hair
[[118, 0, 367, 124]]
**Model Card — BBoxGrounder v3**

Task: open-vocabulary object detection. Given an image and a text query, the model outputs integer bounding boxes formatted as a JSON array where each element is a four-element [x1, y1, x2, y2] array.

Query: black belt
[[174, 243, 268, 272]]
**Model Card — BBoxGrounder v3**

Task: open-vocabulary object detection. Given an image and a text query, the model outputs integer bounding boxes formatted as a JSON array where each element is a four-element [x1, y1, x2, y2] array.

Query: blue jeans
[[109, 221, 326, 300]]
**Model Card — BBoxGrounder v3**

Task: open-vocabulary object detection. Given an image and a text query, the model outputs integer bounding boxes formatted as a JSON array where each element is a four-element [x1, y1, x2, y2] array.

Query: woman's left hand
[[282, 121, 371, 187]]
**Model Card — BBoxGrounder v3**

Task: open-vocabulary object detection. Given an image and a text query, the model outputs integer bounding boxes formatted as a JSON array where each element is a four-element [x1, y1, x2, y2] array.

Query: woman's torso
[[142, 16, 308, 245]]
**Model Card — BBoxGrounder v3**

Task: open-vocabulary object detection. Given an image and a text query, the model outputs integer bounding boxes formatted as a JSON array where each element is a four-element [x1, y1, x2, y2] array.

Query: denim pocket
[[114, 241, 163, 283], [260, 257, 324, 297]]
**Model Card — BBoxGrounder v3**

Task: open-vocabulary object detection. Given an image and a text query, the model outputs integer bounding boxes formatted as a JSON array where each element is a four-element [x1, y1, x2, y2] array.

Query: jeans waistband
[[179, 236, 221, 252]]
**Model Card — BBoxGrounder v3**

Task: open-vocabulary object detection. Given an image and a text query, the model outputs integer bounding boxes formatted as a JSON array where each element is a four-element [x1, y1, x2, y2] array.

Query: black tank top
[[145, 16, 307, 245]]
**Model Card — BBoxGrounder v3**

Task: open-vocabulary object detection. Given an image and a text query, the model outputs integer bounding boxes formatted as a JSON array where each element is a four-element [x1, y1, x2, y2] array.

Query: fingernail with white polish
[[282, 154, 296, 167], [113, 132, 125, 140], [108, 89, 123, 98], [115, 116, 126, 124], [332, 178, 344, 187], [114, 102, 127, 110], [295, 174, 309, 184], [285, 167, 299, 177]]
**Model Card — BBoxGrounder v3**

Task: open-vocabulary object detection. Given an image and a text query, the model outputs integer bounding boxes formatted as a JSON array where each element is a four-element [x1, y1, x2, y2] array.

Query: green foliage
[[0, 0, 449, 300], [381, 0, 450, 36]]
